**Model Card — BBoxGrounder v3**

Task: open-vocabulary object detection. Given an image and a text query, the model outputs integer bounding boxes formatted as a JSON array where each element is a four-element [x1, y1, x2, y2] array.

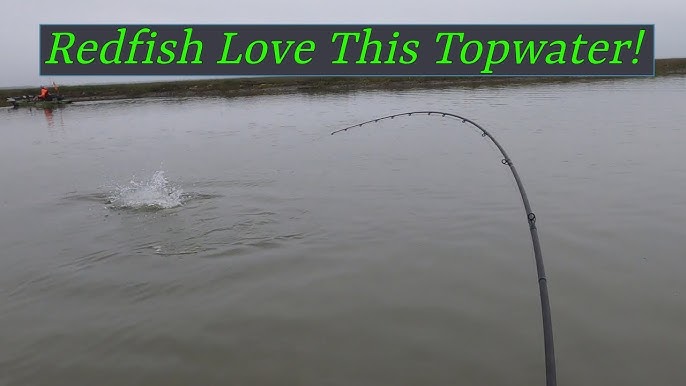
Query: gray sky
[[1, 0, 683, 88]]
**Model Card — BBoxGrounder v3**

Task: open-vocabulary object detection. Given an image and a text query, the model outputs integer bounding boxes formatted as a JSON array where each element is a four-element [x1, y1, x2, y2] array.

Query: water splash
[[107, 171, 184, 210]]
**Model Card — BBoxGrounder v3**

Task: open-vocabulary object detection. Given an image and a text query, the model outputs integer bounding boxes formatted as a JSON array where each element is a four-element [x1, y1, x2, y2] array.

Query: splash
[[107, 171, 184, 210]]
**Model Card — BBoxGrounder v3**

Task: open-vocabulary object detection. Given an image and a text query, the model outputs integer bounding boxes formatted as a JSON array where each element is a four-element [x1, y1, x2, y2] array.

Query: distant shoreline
[[2, 58, 685, 107]]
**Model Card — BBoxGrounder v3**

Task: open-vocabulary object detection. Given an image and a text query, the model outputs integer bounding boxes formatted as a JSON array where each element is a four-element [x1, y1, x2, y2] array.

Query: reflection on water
[[43, 108, 54, 127], [0, 76, 685, 386], [5, 105, 66, 129]]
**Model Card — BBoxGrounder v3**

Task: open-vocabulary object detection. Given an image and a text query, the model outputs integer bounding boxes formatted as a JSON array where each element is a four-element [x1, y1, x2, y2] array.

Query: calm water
[[1, 77, 685, 386]]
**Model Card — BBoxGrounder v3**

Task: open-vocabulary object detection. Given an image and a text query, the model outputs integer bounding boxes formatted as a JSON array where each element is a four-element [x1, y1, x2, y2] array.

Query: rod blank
[[332, 111, 557, 386]]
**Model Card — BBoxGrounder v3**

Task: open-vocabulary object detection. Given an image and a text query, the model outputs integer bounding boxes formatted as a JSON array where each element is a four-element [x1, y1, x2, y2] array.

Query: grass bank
[[2, 58, 685, 107]]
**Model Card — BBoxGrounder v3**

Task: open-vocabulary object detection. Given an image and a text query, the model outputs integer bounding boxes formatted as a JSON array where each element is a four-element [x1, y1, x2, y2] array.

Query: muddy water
[[1, 76, 685, 386]]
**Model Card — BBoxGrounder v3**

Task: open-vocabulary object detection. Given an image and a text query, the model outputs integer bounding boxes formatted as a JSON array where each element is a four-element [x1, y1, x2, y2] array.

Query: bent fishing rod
[[331, 111, 556, 386]]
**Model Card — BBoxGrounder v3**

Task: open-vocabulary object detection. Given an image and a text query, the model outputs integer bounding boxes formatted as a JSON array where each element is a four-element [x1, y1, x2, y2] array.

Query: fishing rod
[[331, 111, 557, 386]]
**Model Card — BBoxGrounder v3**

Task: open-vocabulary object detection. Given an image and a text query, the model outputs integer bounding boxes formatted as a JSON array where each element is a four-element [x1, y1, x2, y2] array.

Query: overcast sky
[[0, 0, 683, 88]]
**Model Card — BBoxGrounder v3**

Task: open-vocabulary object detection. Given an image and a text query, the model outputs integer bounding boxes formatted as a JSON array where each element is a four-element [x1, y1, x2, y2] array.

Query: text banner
[[40, 24, 655, 76]]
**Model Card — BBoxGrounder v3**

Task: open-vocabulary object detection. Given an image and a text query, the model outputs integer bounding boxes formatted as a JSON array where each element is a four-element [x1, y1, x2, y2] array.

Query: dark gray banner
[[40, 24, 654, 76]]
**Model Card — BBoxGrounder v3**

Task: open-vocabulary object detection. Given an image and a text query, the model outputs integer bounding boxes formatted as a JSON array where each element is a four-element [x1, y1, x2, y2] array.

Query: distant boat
[[6, 95, 73, 108]]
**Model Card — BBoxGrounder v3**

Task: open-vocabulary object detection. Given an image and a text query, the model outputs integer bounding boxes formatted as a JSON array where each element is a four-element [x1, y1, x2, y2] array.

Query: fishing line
[[331, 111, 557, 386]]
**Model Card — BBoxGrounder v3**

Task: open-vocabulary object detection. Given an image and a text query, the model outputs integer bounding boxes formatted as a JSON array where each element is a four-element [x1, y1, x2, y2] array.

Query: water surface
[[1, 77, 685, 386]]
